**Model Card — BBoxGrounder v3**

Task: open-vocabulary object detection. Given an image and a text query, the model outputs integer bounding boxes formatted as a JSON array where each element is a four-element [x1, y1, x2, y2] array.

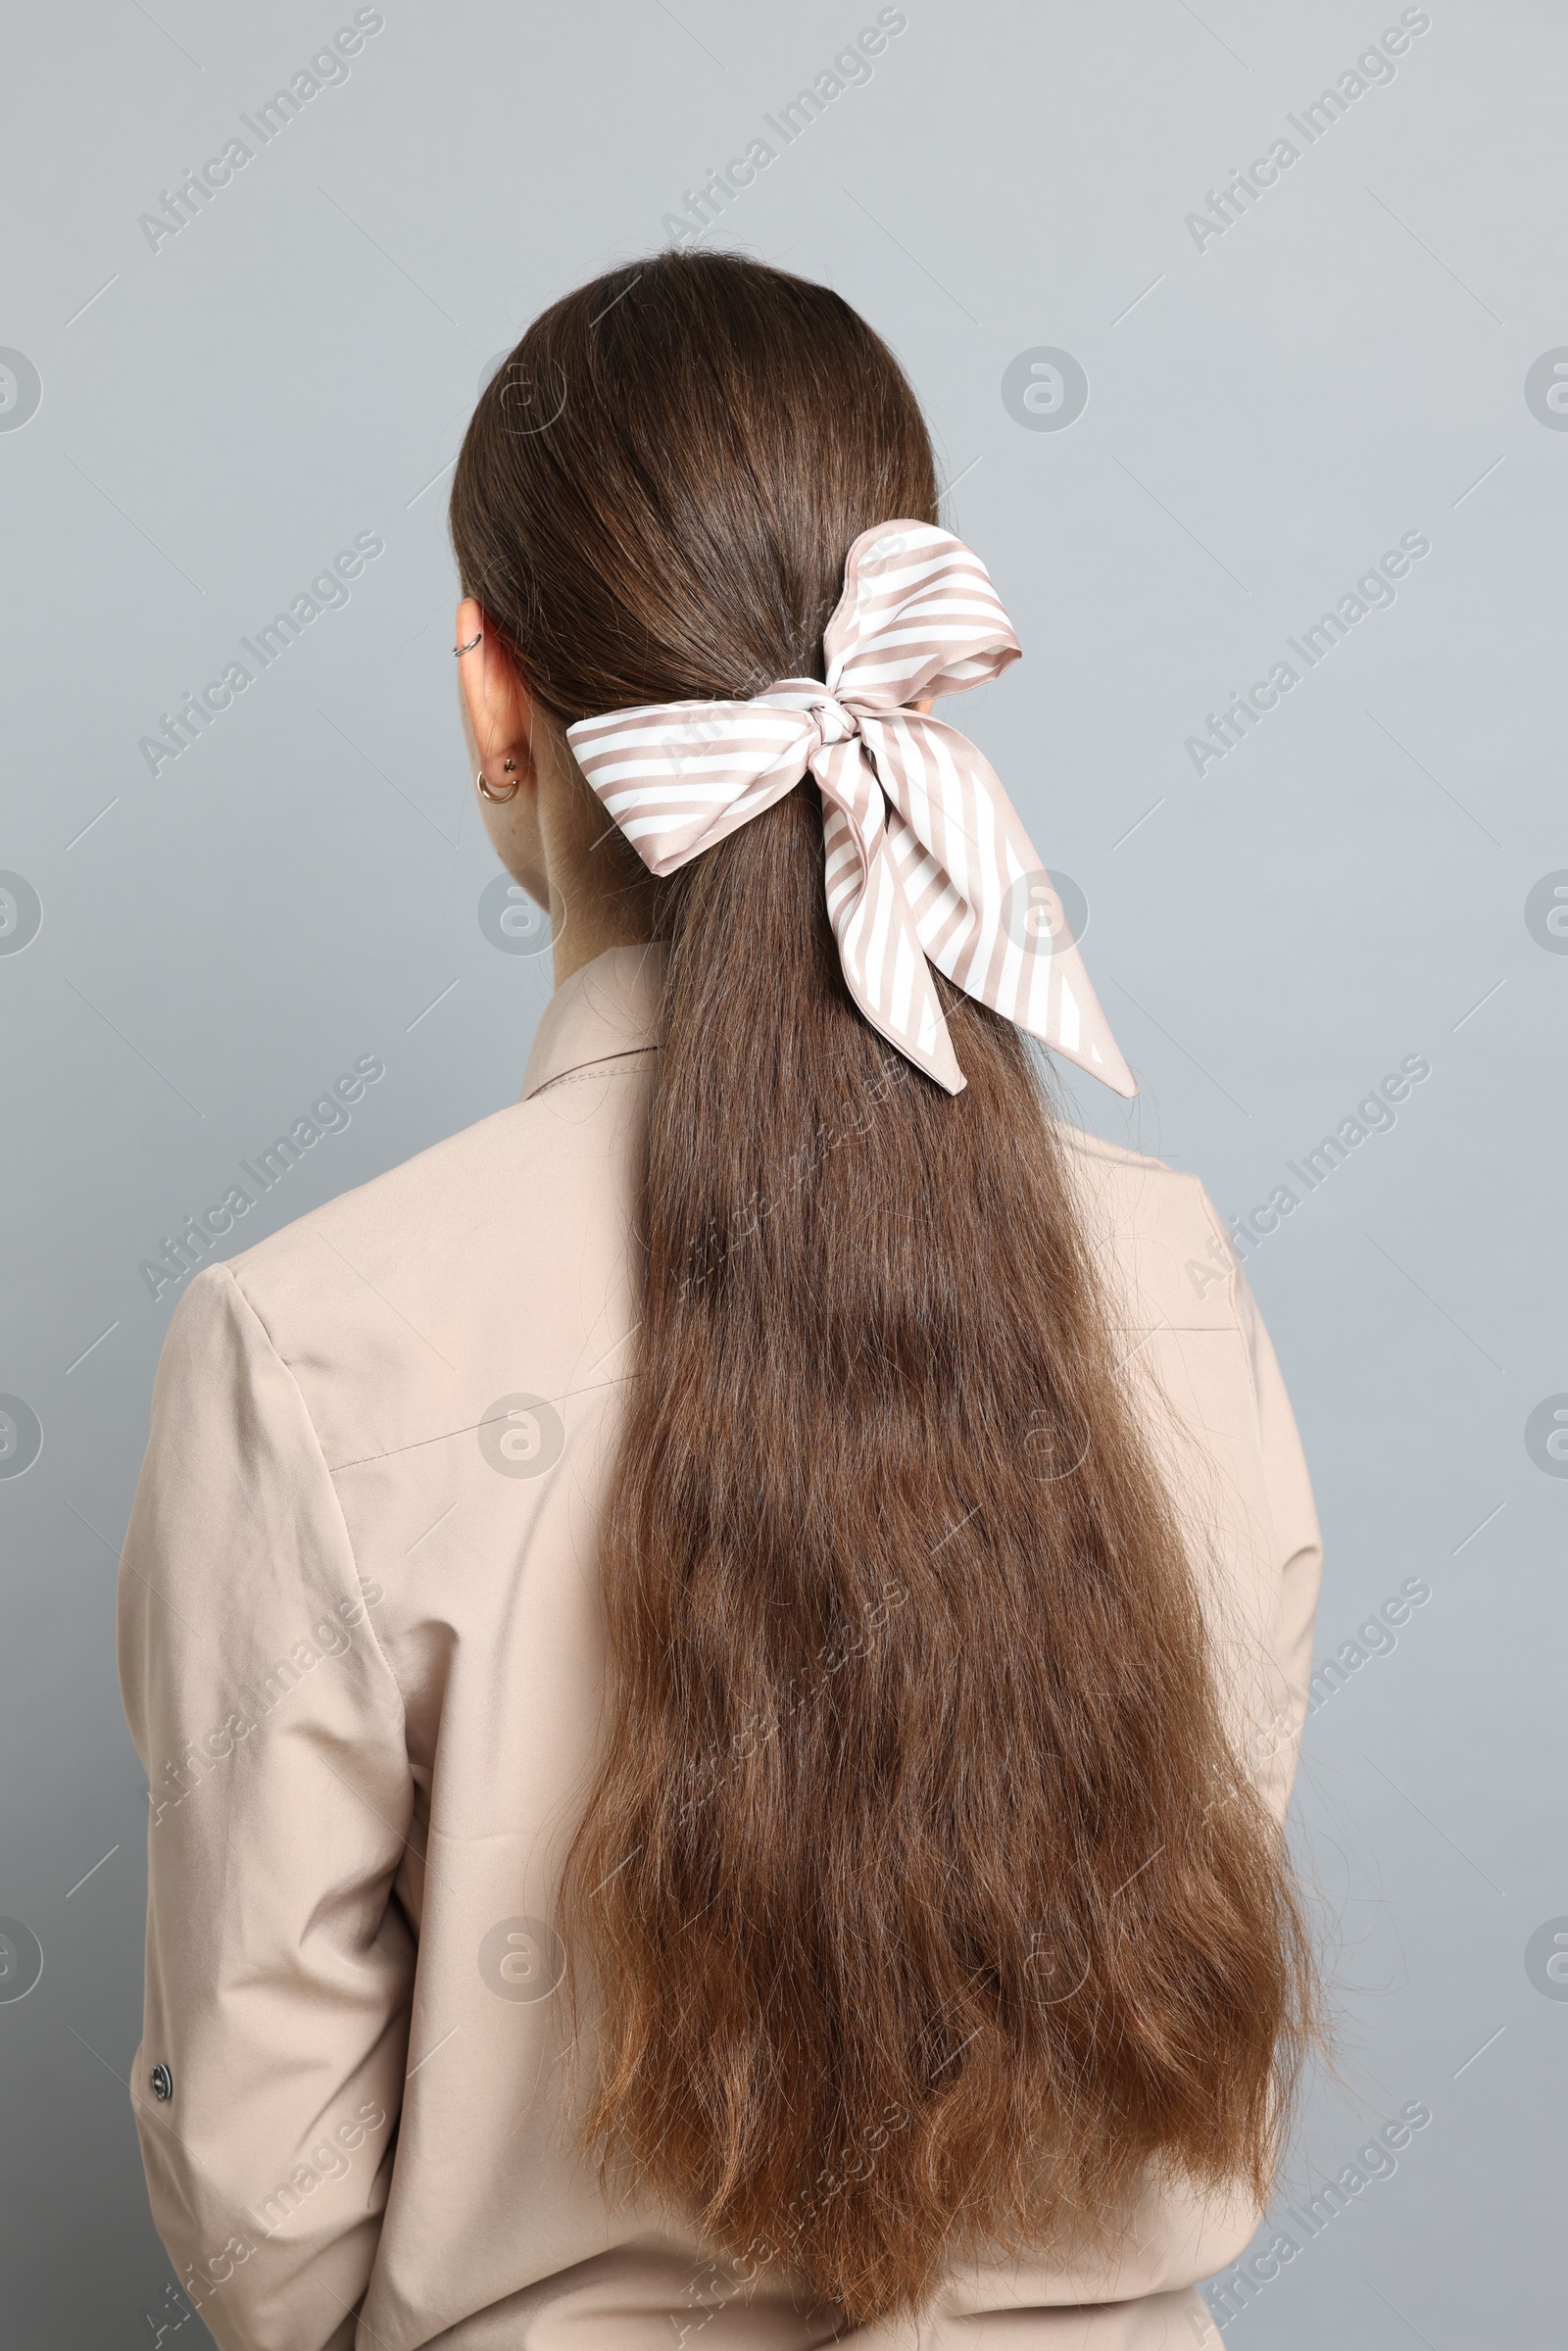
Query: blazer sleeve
[[118, 1262, 416, 2351], [1225, 1251, 1325, 1826]]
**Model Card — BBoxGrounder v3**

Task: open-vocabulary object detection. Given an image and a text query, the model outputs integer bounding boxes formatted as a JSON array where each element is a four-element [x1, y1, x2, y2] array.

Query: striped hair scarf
[[566, 520, 1134, 1098]]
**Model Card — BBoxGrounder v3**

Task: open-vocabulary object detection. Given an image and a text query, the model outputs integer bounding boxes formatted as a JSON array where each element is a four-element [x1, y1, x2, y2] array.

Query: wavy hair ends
[[449, 250, 1322, 2330]]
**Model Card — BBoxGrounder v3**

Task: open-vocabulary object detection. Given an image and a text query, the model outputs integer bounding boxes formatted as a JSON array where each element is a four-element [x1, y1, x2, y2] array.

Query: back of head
[[451, 250, 1318, 2331]]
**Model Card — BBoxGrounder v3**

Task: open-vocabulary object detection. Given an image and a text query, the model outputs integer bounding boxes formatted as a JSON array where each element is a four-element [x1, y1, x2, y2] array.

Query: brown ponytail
[[450, 251, 1320, 2330]]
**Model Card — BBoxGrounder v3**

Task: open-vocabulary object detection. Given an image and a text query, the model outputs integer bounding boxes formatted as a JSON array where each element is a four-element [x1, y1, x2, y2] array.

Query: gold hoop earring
[[476, 763, 520, 804]]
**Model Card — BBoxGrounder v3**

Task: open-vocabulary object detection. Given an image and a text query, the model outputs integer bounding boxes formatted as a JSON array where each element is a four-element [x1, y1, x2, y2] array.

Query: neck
[[539, 764, 656, 991], [550, 888, 655, 991]]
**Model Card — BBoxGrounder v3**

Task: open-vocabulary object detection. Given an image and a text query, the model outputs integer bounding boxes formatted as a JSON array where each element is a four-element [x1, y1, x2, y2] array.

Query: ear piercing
[[454, 632, 481, 657], [477, 758, 520, 804]]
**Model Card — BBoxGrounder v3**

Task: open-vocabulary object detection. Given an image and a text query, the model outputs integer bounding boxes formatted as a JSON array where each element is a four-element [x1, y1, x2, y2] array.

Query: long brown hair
[[450, 250, 1320, 2329]]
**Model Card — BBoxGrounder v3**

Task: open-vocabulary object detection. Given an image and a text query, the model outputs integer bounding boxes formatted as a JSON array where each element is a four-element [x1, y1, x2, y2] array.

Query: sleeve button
[[150, 2062, 172, 2101]]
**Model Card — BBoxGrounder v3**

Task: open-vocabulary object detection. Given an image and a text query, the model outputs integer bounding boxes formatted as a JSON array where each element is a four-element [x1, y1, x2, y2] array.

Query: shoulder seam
[[1185, 1181, 1260, 1419], [216, 1262, 408, 1720]]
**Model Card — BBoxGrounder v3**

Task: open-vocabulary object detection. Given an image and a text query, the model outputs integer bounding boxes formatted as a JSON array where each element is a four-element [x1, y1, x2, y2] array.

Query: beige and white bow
[[565, 520, 1135, 1099]]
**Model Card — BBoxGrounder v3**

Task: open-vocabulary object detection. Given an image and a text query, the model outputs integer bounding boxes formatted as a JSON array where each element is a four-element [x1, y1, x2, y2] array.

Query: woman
[[120, 252, 1324, 2351]]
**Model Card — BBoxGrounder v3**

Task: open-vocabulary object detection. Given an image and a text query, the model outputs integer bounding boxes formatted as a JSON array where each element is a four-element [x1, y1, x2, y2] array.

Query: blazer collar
[[519, 941, 665, 1100]]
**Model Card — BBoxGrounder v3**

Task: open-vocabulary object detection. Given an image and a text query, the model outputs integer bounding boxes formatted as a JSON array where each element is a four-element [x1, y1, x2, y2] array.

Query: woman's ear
[[455, 598, 537, 793], [457, 598, 549, 906]]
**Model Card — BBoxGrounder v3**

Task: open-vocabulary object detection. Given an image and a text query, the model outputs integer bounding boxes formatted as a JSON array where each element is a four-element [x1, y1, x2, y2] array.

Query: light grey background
[[2, 1, 1563, 2341]]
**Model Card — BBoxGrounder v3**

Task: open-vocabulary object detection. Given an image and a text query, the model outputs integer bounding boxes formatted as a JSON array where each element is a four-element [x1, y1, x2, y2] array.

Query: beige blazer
[[119, 943, 1322, 2351]]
